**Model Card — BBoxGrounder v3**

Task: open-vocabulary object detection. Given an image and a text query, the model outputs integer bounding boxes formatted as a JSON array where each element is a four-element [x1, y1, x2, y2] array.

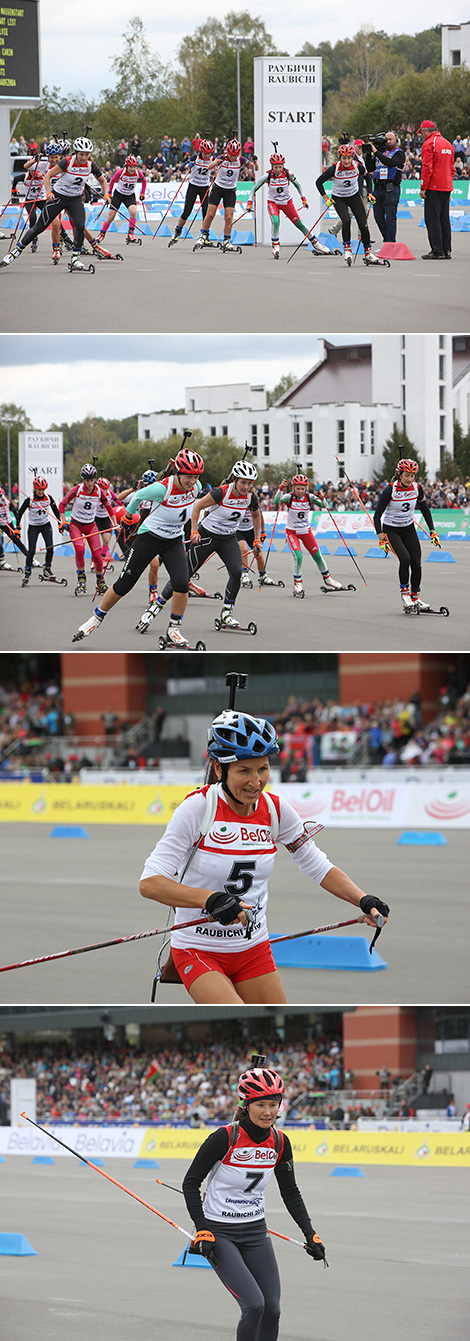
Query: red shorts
[[267, 198, 300, 223], [172, 939, 277, 989]]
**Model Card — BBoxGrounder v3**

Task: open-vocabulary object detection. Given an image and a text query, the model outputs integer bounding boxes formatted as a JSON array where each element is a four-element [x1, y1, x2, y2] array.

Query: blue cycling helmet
[[141, 469, 158, 486], [207, 710, 279, 763]]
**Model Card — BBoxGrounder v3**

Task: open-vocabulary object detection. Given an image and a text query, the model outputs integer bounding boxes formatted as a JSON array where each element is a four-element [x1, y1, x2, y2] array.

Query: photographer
[[364, 131, 405, 242]]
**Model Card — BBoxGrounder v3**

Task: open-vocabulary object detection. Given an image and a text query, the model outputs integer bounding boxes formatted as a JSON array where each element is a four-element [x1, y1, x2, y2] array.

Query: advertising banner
[[262, 510, 470, 539], [18, 430, 63, 548], [0, 783, 190, 825], [0, 1125, 143, 1158]]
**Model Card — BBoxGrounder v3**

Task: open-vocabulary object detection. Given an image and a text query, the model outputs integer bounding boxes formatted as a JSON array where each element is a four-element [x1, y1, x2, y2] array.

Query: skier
[[16, 476, 62, 585], [95, 155, 146, 249], [169, 140, 218, 244], [71, 446, 206, 646], [140, 709, 389, 1003], [0, 486, 29, 561], [272, 475, 343, 596], [373, 458, 441, 611], [59, 463, 115, 595], [247, 151, 329, 258], [195, 139, 258, 251], [182, 1064, 327, 1340], [1, 137, 110, 272], [315, 144, 383, 265]]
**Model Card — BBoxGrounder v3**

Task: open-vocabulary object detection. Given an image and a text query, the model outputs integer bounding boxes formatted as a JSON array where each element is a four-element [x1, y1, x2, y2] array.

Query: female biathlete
[[150, 459, 261, 629], [1, 137, 110, 273], [59, 464, 115, 596], [195, 139, 258, 252], [273, 475, 343, 597], [139, 709, 390, 1003], [96, 155, 146, 249], [72, 446, 206, 646], [169, 139, 218, 245], [315, 143, 386, 266], [16, 476, 62, 585], [182, 1064, 327, 1341], [373, 458, 441, 611], [247, 150, 329, 258]]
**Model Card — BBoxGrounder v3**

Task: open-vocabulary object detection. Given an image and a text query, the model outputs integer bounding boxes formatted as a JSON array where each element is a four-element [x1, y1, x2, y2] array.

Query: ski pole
[[154, 1180, 312, 1251], [0, 194, 16, 223], [20, 1114, 193, 1239], [153, 171, 191, 239], [8, 178, 40, 252], [286, 202, 330, 264], [262, 497, 283, 576], [0, 916, 213, 975], [270, 914, 383, 946], [334, 459, 398, 559], [181, 177, 215, 241], [319, 494, 368, 586]]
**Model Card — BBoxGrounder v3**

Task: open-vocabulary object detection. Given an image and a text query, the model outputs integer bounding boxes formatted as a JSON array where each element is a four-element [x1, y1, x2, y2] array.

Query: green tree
[[175, 11, 281, 140], [105, 17, 171, 112], [0, 404, 33, 490], [266, 374, 297, 408], [373, 426, 428, 484], [452, 420, 470, 481]]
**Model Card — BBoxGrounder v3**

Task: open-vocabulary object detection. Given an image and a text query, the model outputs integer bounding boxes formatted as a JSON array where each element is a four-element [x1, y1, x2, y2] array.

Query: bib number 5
[[225, 860, 256, 897]]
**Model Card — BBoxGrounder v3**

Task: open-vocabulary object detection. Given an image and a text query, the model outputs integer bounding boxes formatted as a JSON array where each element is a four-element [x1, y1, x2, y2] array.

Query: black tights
[[383, 523, 422, 591], [208, 1229, 281, 1341]]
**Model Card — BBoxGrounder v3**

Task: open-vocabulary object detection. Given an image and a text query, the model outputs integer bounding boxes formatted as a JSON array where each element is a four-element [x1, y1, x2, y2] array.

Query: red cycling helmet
[[125, 156, 139, 169], [270, 152, 285, 166], [292, 473, 309, 487], [396, 458, 419, 475], [33, 476, 48, 491], [226, 138, 241, 156], [175, 447, 204, 475], [339, 143, 355, 155], [238, 1068, 285, 1104], [97, 477, 110, 490], [199, 139, 213, 154]]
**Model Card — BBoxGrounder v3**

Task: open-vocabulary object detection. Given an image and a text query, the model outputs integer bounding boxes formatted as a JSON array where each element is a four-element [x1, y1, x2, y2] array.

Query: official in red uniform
[[419, 119, 454, 260]]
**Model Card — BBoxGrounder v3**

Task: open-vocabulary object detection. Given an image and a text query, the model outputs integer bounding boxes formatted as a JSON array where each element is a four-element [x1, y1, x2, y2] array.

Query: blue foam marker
[[79, 1158, 105, 1167], [133, 1159, 160, 1168], [0, 1153, 5, 1162], [335, 544, 357, 555], [31, 1156, 55, 1165], [331, 1167, 364, 1177], [0, 1233, 37, 1255], [365, 546, 386, 558], [317, 232, 343, 252], [173, 1249, 212, 1268], [271, 935, 387, 971], [396, 831, 448, 845], [49, 826, 89, 838], [425, 550, 455, 563], [397, 208, 412, 218], [318, 544, 330, 554]]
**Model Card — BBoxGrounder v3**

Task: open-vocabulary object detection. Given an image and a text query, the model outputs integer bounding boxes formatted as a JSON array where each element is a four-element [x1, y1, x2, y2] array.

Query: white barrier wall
[[254, 57, 322, 244]]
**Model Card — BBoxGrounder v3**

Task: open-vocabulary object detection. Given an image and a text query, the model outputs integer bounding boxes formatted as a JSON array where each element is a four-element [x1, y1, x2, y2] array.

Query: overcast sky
[[37, 2, 461, 101], [1, 334, 371, 428]]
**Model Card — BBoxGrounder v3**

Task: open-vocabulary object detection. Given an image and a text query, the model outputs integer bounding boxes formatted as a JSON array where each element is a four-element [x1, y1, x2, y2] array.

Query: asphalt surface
[[1, 217, 468, 332], [0, 823, 467, 1006], [0, 539, 465, 652], [1, 1159, 468, 1341]]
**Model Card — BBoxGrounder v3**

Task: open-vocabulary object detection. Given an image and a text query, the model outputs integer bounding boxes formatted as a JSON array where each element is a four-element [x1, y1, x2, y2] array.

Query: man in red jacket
[[419, 119, 454, 259]]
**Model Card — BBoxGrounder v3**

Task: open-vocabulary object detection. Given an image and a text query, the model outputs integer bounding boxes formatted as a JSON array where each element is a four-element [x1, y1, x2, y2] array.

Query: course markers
[[397, 831, 448, 846], [172, 1248, 212, 1269], [331, 1167, 364, 1177], [426, 551, 456, 563], [31, 1156, 55, 1165], [0, 1233, 37, 1256], [271, 934, 387, 971], [134, 1159, 160, 1168], [49, 826, 89, 838]]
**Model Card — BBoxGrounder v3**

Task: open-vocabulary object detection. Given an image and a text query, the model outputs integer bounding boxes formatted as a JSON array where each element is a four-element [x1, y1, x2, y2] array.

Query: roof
[[276, 341, 373, 408]]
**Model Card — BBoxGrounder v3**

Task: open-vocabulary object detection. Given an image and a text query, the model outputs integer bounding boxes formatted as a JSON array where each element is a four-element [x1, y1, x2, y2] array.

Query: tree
[[266, 374, 297, 408], [105, 17, 170, 112], [373, 426, 427, 484], [452, 420, 470, 481], [175, 11, 282, 139], [0, 404, 33, 489]]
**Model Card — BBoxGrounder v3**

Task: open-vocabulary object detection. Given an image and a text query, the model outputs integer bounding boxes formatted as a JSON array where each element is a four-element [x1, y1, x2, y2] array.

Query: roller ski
[[126, 233, 142, 245], [241, 571, 253, 588], [92, 576, 108, 600], [188, 578, 222, 600], [258, 573, 284, 588], [320, 575, 356, 593], [344, 243, 352, 266], [74, 572, 87, 596], [0, 558, 13, 570], [0, 244, 22, 267], [293, 577, 305, 599], [68, 252, 95, 273], [21, 570, 31, 587], [72, 609, 106, 642], [52, 245, 61, 264], [214, 605, 257, 635], [311, 237, 331, 255], [218, 238, 242, 253], [92, 240, 123, 261], [193, 232, 214, 251], [31, 238, 38, 254], [157, 624, 206, 651], [272, 241, 280, 260], [402, 590, 449, 616], [363, 249, 390, 267], [135, 597, 165, 633], [39, 567, 67, 587], [168, 229, 182, 247]]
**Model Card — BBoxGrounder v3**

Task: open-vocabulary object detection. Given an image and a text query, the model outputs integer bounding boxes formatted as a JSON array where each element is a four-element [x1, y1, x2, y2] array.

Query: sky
[[37, 2, 466, 101], [0, 334, 369, 428]]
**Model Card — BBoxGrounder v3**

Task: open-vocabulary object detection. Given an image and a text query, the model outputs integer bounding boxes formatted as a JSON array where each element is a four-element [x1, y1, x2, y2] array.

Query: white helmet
[[232, 459, 258, 480], [73, 136, 93, 153]]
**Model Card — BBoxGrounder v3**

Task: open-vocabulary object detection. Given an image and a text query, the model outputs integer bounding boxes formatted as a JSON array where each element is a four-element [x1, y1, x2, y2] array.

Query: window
[[190, 399, 195, 412], [370, 422, 375, 455], [222, 425, 228, 436], [360, 421, 365, 455], [401, 354, 406, 381], [171, 427, 177, 435], [439, 386, 445, 410], [451, 49, 461, 65], [402, 414, 406, 433], [144, 429, 150, 440], [293, 422, 300, 456], [306, 421, 313, 456], [251, 445, 257, 457], [439, 355, 445, 381], [401, 335, 405, 349], [263, 443, 270, 458], [401, 385, 406, 409], [263, 424, 269, 446], [251, 425, 258, 447], [439, 335, 445, 349], [337, 420, 345, 454], [210, 426, 216, 437], [440, 415, 446, 441]]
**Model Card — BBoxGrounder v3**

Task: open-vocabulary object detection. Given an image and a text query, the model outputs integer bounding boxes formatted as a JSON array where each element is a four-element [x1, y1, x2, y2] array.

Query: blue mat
[[425, 551, 455, 563], [365, 546, 385, 558], [335, 544, 357, 555], [271, 934, 387, 971], [0, 1233, 37, 1255], [49, 826, 89, 838], [331, 1166, 364, 1177], [397, 831, 447, 845]]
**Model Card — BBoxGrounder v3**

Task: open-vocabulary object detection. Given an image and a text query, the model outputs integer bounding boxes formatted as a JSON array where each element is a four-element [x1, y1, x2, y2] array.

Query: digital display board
[[0, 1, 40, 102]]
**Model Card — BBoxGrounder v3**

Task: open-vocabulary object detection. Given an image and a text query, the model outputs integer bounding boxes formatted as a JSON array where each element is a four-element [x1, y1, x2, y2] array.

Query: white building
[[442, 22, 470, 68], [138, 335, 470, 481]]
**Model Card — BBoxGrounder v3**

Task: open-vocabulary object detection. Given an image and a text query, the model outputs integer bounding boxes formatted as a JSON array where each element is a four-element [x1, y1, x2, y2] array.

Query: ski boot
[[72, 609, 106, 642], [411, 594, 431, 613], [272, 241, 280, 260], [401, 588, 414, 612], [311, 237, 330, 254], [344, 243, 352, 266], [148, 584, 158, 604], [95, 576, 108, 597], [258, 573, 276, 586], [193, 231, 214, 251], [220, 604, 240, 627], [52, 245, 61, 264], [168, 228, 182, 247], [21, 569, 31, 587], [31, 238, 38, 254], [0, 244, 22, 267], [75, 571, 87, 596], [321, 574, 344, 591], [220, 238, 242, 253], [240, 570, 253, 588], [164, 622, 191, 647], [92, 239, 112, 258], [126, 231, 141, 245], [363, 248, 390, 267], [0, 558, 13, 570], [39, 566, 68, 587], [70, 252, 86, 271], [293, 577, 304, 598]]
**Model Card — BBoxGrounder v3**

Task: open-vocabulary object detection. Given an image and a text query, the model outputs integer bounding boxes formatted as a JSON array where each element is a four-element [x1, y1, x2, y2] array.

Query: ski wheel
[[88, 264, 95, 273], [278, 579, 285, 588], [248, 622, 257, 635], [195, 640, 206, 651], [60, 578, 68, 587], [214, 592, 223, 599], [158, 636, 166, 649], [334, 249, 342, 255], [347, 584, 356, 592], [439, 606, 450, 617], [214, 618, 222, 631], [383, 259, 390, 267], [244, 578, 253, 589], [115, 254, 123, 261], [236, 246, 242, 253]]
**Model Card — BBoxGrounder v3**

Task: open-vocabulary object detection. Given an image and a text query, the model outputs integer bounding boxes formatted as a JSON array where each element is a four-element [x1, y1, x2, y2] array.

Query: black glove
[[205, 889, 245, 925], [192, 1229, 216, 1265], [304, 1233, 328, 1266], [359, 895, 390, 920]]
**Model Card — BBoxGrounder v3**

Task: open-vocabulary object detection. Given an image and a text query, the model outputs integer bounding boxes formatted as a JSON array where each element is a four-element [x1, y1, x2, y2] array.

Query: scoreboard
[[0, 1, 41, 103]]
